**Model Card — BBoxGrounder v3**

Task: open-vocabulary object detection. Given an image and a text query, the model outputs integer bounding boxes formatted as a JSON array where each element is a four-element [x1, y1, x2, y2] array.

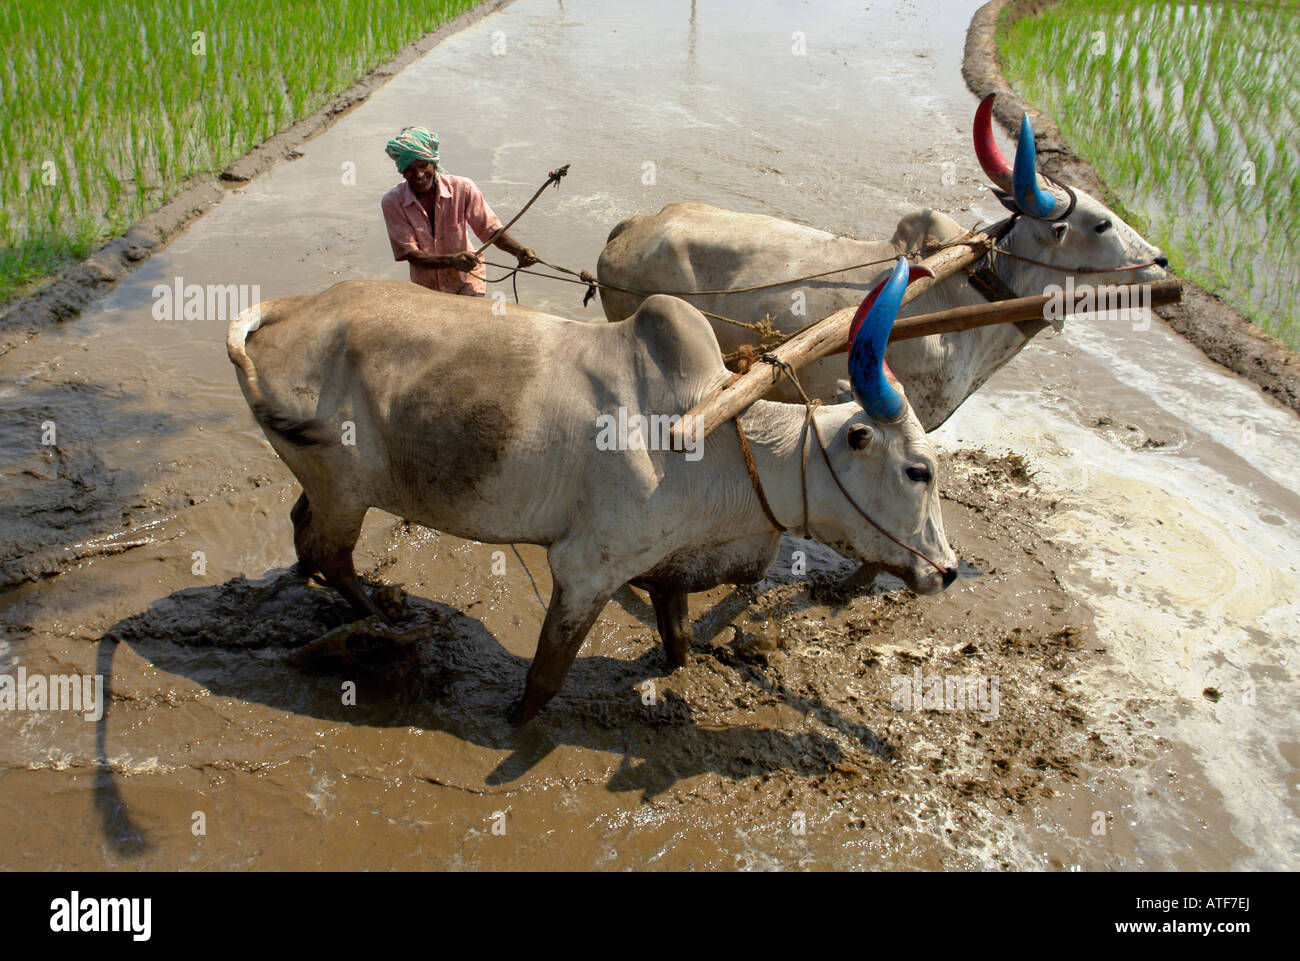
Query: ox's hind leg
[[290, 493, 321, 580], [649, 588, 692, 669], [291, 492, 386, 622]]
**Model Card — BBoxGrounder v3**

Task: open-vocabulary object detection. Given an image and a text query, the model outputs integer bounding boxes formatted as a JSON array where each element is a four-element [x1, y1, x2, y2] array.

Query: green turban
[[385, 126, 440, 174]]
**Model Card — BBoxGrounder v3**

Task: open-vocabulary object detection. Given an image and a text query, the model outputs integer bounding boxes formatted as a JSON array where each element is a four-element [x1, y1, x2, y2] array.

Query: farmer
[[380, 126, 538, 297]]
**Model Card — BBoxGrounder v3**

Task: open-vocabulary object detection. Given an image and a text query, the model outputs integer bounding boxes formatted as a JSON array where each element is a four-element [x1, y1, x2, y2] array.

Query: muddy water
[[1, 0, 1296, 869]]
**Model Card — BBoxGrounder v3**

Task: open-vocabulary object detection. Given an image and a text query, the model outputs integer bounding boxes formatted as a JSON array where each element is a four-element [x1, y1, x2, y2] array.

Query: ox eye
[[905, 466, 932, 484], [1095, 220, 1112, 234]]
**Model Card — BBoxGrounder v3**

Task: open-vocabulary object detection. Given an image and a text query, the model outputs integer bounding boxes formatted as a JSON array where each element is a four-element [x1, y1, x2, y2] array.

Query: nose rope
[[990, 242, 1161, 274], [742, 356, 949, 576], [806, 410, 949, 576]]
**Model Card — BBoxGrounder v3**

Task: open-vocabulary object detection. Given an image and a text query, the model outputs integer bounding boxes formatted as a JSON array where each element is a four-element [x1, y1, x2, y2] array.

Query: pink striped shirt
[[381, 173, 504, 295]]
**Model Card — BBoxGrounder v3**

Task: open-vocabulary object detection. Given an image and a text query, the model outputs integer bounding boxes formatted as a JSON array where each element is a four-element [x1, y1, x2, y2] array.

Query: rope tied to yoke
[[734, 356, 950, 576], [730, 353, 820, 539]]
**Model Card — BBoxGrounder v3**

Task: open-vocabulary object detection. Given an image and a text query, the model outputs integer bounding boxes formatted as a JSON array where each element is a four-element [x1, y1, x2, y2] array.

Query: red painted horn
[[847, 265, 935, 345], [974, 93, 1013, 192]]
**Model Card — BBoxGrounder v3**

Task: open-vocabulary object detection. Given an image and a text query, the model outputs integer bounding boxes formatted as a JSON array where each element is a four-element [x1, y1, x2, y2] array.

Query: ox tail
[[226, 303, 333, 446]]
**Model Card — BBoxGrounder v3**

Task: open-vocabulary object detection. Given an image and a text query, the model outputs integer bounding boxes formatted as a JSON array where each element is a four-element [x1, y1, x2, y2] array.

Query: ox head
[[810, 258, 957, 595], [975, 94, 1167, 286]]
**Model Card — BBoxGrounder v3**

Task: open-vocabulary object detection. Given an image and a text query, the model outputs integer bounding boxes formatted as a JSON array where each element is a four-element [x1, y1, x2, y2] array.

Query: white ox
[[227, 272, 957, 724], [597, 95, 1168, 431]]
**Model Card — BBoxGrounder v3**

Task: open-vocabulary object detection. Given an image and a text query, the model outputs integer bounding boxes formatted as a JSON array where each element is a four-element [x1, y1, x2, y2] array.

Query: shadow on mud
[[0, 378, 209, 588], [93, 567, 892, 855]]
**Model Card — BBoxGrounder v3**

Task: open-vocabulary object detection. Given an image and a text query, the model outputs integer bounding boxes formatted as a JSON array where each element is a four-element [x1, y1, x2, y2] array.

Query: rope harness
[[485, 252, 923, 332], [485, 227, 1001, 363], [732, 416, 785, 533], [732, 356, 950, 576], [483, 170, 1157, 345]]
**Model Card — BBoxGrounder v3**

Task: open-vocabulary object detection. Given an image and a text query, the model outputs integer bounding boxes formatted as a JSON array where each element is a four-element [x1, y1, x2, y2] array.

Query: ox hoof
[[664, 646, 690, 671], [290, 560, 320, 582], [507, 698, 542, 727]]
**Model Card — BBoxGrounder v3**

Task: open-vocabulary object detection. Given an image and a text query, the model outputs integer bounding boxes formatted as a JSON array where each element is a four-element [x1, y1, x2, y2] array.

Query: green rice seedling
[[1, 0, 482, 308], [1000, 0, 1300, 351]]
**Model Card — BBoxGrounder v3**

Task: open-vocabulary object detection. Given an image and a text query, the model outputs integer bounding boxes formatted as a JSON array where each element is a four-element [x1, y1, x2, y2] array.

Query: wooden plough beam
[[828, 278, 1182, 353]]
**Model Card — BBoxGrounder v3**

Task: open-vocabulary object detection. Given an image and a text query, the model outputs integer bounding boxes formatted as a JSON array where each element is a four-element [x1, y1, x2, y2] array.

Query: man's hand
[[448, 251, 481, 273], [490, 230, 537, 269]]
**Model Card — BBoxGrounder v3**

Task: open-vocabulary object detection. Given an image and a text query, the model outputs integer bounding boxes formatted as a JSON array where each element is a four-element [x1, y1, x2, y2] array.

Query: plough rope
[[477, 164, 998, 348]]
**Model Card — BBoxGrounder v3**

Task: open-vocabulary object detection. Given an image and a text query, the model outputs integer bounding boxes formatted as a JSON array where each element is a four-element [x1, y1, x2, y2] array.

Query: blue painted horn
[[848, 257, 910, 422], [1013, 113, 1066, 219]]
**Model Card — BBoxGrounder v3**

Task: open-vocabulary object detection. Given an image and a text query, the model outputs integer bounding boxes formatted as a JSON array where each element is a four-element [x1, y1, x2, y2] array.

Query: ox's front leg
[[649, 588, 692, 669], [841, 562, 881, 592], [509, 580, 611, 726]]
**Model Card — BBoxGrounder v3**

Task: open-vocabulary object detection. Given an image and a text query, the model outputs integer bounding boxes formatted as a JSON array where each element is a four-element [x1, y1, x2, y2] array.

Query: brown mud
[[964, 0, 1300, 416], [1, 451, 1103, 869]]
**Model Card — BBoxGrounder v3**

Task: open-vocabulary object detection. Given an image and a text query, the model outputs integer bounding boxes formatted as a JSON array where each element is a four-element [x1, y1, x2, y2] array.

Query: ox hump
[[891, 209, 967, 254], [628, 295, 727, 375]]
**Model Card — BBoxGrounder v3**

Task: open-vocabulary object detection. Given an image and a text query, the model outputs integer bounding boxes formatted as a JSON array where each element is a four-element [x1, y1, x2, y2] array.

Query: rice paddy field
[[0, 0, 480, 307], [999, 0, 1300, 352]]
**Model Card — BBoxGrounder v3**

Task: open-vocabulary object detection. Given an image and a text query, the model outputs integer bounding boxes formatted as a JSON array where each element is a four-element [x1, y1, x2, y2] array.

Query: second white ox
[[597, 95, 1168, 430], [227, 266, 957, 724]]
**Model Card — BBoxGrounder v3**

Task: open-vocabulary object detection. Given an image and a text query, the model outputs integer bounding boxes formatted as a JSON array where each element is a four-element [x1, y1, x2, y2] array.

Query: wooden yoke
[[669, 220, 1013, 448]]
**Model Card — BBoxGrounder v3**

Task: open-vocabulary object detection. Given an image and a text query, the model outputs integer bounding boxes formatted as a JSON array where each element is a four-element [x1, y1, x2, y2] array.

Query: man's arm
[[488, 230, 539, 268], [464, 181, 538, 268], [406, 249, 481, 272]]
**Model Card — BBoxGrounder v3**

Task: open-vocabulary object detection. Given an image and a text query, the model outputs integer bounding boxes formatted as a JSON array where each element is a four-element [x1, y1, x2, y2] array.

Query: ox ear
[[847, 423, 874, 451], [992, 189, 1020, 215], [848, 257, 911, 422], [1013, 114, 1072, 220]]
